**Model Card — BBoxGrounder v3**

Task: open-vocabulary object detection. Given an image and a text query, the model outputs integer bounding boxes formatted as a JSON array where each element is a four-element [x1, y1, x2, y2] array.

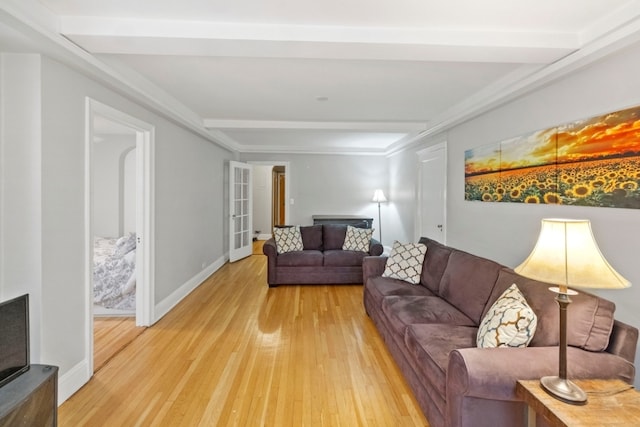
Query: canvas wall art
[[464, 105, 640, 209]]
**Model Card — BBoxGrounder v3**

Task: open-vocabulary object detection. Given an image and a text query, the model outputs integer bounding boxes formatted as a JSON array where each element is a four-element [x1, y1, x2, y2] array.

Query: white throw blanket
[[93, 233, 136, 310]]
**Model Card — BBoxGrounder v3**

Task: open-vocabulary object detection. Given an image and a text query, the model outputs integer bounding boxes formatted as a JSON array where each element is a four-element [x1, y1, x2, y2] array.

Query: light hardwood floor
[[94, 316, 146, 372], [60, 243, 428, 426]]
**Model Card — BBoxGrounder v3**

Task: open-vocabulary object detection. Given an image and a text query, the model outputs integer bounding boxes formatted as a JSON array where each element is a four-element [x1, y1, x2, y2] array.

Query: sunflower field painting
[[464, 105, 640, 209]]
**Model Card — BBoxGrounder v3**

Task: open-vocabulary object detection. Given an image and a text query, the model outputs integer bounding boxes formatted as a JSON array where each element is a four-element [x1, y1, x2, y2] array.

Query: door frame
[[84, 98, 155, 375], [416, 141, 447, 243]]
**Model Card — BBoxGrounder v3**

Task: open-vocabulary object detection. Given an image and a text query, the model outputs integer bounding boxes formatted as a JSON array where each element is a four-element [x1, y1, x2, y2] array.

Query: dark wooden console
[[312, 215, 373, 228], [0, 364, 58, 427]]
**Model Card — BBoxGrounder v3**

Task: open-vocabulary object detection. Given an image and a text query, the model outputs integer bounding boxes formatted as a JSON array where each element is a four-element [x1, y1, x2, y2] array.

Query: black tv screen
[[0, 294, 30, 387]]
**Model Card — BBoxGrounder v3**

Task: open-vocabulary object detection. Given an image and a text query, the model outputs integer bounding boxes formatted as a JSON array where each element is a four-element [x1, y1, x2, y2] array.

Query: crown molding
[[0, 1, 240, 153], [385, 11, 640, 157]]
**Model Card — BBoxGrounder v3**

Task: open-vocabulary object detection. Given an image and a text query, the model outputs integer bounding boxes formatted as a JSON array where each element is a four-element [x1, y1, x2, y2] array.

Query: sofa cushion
[[382, 241, 427, 285], [323, 224, 348, 250], [276, 250, 324, 267], [438, 250, 504, 325], [381, 296, 475, 335], [365, 276, 434, 309], [477, 284, 537, 348], [273, 226, 304, 254], [300, 225, 323, 251], [490, 268, 616, 351], [418, 237, 453, 294], [324, 249, 368, 267], [405, 324, 477, 398], [342, 225, 373, 252]]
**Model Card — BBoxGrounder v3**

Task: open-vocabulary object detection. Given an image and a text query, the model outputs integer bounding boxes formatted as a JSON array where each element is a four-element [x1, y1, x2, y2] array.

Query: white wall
[[0, 53, 235, 401], [252, 165, 273, 237], [93, 134, 136, 238], [389, 40, 640, 385], [240, 153, 389, 243], [387, 147, 421, 244], [0, 54, 43, 362], [123, 148, 136, 235]]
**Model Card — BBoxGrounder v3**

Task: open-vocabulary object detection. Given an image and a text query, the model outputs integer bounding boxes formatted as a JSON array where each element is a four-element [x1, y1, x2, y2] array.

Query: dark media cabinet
[[312, 215, 373, 228], [0, 364, 58, 427]]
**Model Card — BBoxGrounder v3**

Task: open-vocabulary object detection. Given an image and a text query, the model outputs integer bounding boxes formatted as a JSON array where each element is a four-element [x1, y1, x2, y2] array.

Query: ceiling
[[4, 0, 640, 154]]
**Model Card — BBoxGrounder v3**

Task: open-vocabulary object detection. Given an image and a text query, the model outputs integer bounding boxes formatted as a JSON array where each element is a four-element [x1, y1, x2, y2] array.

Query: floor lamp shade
[[372, 189, 387, 203], [372, 189, 387, 243], [514, 218, 630, 404]]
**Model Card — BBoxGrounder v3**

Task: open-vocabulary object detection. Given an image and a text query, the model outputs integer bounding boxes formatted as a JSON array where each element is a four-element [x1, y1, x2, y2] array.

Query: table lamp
[[514, 218, 630, 404], [372, 189, 387, 243]]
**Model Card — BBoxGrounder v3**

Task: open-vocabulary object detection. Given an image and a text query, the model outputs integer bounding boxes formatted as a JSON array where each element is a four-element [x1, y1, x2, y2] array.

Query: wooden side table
[[516, 379, 640, 426]]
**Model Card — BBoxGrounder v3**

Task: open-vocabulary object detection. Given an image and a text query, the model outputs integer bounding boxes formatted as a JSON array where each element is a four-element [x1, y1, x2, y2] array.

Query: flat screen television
[[0, 294, 30, 388]]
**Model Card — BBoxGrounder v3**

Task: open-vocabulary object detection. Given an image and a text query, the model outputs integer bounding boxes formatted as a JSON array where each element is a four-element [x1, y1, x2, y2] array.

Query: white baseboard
[[153, 254, 227, 322], [257, 233, 272, 240], [57, 359, 91, 405]]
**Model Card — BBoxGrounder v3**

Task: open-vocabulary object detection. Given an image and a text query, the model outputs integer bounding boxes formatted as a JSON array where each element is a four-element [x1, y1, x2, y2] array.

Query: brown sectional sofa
[[263, 224, 383, 287], [363, 237, 638, 427]]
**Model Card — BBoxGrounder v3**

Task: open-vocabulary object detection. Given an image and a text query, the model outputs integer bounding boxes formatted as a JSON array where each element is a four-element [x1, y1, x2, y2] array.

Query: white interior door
[[229, 161, 253, 262], [416, 142, 447, 243]]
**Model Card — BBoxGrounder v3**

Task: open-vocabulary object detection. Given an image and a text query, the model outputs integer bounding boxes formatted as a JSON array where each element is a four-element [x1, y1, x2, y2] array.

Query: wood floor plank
[[59, 244, 429, 426], [93, 316, 146, 372]]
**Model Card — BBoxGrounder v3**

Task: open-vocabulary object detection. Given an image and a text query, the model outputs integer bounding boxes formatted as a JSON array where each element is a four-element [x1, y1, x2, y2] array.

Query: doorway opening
[[85, 98, 155, 375], [249, 161, 290, 240], [272, 166, 286, 228]]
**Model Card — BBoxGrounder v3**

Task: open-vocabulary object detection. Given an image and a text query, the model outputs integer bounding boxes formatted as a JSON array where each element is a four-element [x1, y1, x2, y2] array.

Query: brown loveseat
[[363, 237, 638, 427], [263, 224, 383, 287]]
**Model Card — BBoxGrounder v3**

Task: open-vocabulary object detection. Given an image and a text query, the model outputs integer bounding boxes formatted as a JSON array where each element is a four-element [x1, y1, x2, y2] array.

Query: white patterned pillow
[[342, 225, 373, 252], [381, 241, 427, 285], [273, 226, 304, 254], [477, 284, 537, 348]]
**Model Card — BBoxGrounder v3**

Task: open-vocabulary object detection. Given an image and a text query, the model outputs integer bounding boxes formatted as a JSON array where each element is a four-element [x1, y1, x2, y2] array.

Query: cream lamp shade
[[372, 189, 387, 203], [514, 218, 630, 292]]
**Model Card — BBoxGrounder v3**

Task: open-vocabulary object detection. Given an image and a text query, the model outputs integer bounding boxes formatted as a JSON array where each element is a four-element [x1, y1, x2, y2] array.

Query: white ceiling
[[4, 0, 640, 154]]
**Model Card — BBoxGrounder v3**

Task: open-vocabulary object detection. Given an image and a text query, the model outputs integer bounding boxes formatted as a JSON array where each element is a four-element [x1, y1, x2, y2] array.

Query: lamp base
[[540, 376, 587, 404]]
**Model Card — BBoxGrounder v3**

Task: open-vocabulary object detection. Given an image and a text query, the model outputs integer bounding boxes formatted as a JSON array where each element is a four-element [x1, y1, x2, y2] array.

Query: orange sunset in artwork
[[465, 105, 640, 208]]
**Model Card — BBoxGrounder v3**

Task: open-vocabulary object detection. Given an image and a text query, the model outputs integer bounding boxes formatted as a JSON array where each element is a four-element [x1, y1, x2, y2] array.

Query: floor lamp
[[372, 189, 387, 243], [515, 219, 630, 404]]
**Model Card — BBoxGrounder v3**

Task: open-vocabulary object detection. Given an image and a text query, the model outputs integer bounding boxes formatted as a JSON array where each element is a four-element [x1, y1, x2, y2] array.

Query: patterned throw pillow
[[273, 226, 304, 254], [381, 241, 427, 285], [477, 284, 537, 348], [342, 225, 374, 252]]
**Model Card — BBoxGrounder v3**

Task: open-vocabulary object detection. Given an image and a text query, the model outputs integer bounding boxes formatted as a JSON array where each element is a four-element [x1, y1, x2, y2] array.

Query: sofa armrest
[[607, 320, 639, 363], [447, 347, 559, 403], [263, 238, 277, 257], [447, 345, 636, 404], [369, 238, 383, 256], [263, 238, 278, 286], [362, 256, 387, 284]]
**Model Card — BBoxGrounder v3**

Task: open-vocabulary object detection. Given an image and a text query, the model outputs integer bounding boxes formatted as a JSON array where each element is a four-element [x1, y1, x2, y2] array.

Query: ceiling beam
[[203, 119, 426, 132], [61, 16, 577, 64]]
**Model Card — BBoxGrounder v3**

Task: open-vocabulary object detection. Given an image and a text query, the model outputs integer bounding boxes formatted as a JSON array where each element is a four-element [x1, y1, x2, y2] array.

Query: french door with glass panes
[[229, 161, 253, 262]]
